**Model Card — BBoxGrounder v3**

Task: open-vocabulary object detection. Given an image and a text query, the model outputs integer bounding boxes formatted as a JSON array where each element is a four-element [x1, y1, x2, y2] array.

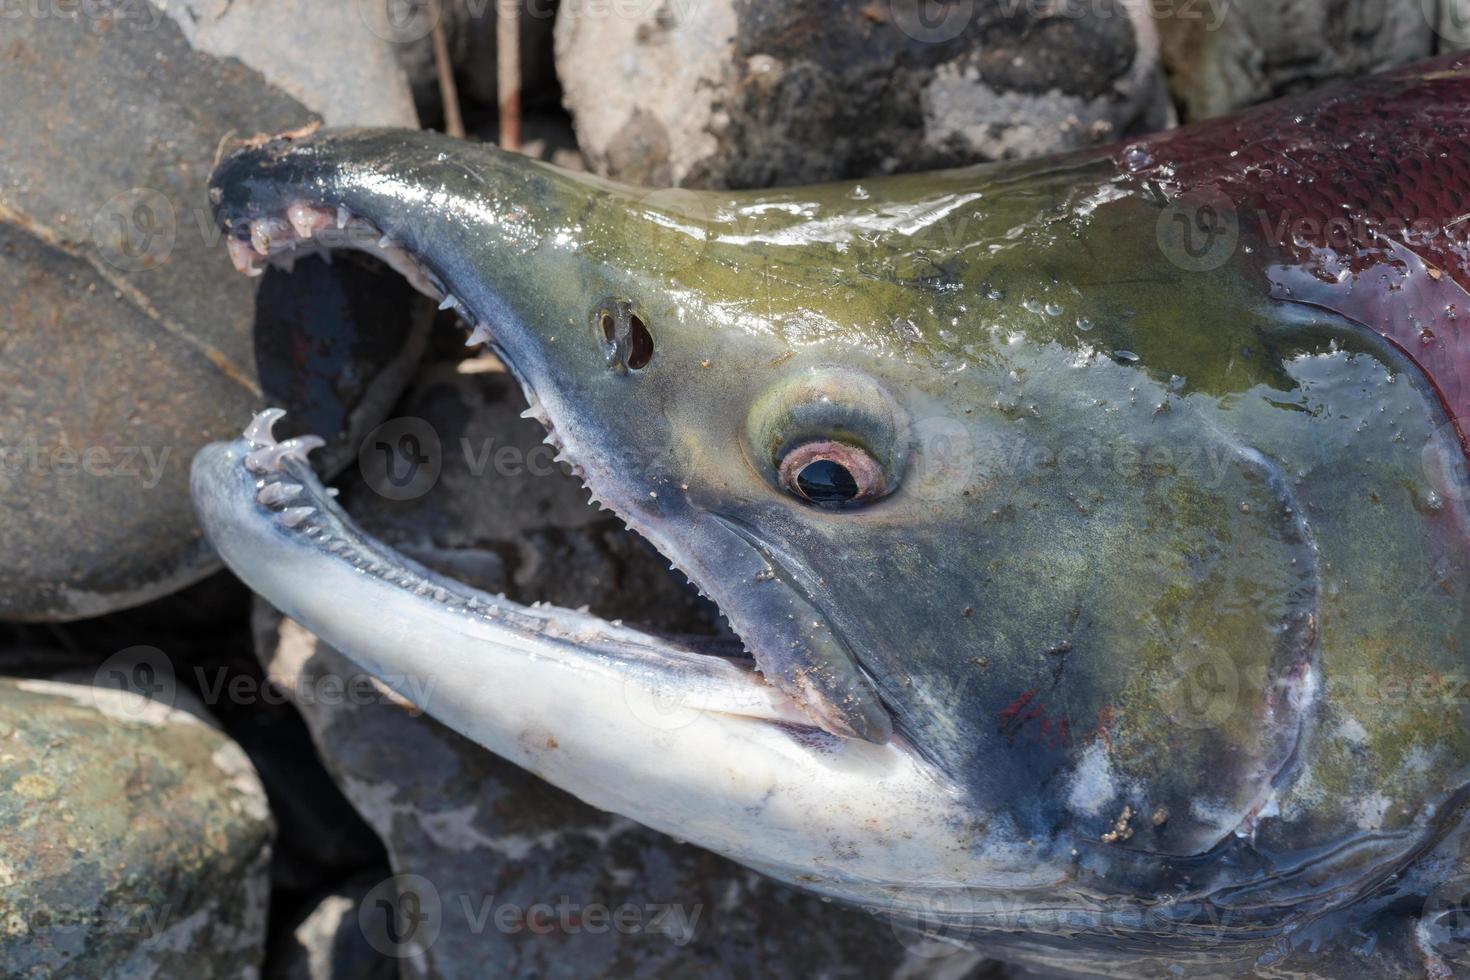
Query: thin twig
[[497, 0, 522, 152], [431, 7, 464, 138]]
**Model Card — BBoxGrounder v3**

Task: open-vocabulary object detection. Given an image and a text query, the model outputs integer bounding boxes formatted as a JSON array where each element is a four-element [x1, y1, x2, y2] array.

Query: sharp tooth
[[243, 407, 286, 447], [256, 482, 304, 507], [244, 435, 325, 473], [336, 206, 349, 229], [279, 435, 326, 462], [278, 506, 315, 528], [287, 202, 317, 239], [465, 323, 493, 347], [438, 294, 459, 312], [378, 234, 395, 250], [227, 237, 260, 275], [250, 219, 273, 256]]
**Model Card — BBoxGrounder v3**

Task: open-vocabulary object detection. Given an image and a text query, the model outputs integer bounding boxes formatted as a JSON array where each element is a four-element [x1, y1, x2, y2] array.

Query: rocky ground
[[3, 0, 1465, 975]]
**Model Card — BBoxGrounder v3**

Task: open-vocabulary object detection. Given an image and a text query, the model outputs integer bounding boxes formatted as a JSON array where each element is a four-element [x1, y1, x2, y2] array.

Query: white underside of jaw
[[193, 408, 1070, 917]]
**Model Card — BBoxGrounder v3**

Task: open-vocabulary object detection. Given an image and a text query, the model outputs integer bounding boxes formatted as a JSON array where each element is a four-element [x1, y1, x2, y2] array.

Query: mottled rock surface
[[1155, 0, 1440, 121], [0, 675, 273, 978], [0, 12, 429, 620], [251, 361, 1000, 978], [556, 0, 1171, 188], [156, 0, 420, 127]]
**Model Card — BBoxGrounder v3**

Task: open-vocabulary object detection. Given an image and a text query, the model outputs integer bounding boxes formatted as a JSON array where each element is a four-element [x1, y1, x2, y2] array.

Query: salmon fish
[[192, 54, 1470, 977]]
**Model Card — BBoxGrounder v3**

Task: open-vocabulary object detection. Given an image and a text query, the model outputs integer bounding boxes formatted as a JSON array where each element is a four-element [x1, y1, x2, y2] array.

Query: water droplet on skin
[[848, 185, 871, 201], [1113, 350, 1140, 364], [986, 286, 1005, 301], [1023, 298, 1043, 314], [1044, 302, 1063, 317], [1076, 317, 1094, 331], [1123, 145, 1152, 172]]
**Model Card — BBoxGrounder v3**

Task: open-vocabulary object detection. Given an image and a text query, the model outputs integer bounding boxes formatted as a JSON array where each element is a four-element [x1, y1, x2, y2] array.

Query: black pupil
[[796, 459, 858, 503]]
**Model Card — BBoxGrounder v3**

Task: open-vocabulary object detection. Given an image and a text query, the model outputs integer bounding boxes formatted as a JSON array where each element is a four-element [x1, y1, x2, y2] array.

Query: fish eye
[[779, 441, 884, 507], [744, 368, 906, 510]]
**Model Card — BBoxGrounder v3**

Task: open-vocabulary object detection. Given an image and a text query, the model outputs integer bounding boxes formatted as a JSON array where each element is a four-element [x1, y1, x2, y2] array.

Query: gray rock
[[0, 10, 430, 620], [0, 675, 273, 978], [252, 361, 1003, 978], [156, 0, 420, 127], [555, 0, 1171, 188], [1155, 0, 1438, 121]]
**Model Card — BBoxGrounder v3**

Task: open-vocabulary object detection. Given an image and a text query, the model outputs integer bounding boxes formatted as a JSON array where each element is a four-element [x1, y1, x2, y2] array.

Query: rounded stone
[[0, 676, 273, 978], [0, 9, 429, 620], [555, 0, 1171, 188]]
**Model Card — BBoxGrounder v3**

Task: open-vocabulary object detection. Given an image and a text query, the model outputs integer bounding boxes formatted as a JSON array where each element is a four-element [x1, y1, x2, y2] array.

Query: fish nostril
[[627, 314, 653, 370], [592, 301, 653, 372]]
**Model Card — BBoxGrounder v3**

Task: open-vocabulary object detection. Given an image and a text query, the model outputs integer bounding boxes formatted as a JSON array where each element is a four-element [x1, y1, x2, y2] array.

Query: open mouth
[[210, 194, 830, 730], [201, 151, 917, 761], [204, 131, 896, 745]]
